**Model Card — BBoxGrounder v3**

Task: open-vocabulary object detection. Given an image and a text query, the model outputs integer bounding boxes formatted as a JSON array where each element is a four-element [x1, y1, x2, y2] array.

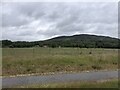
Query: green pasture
[[2, 48, 118, 76]]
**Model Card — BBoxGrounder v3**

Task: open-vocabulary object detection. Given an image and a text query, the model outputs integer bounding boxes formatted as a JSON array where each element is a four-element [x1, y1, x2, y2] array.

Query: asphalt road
[[2, 70, 118, 88]]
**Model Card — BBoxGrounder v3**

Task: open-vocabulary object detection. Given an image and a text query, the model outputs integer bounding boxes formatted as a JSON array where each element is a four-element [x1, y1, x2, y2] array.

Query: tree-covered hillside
[[1, 34, 120, 48]]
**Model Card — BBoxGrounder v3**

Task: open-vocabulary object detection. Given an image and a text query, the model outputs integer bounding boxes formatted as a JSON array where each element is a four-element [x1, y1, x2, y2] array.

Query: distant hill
[[1, 34, 120, 48]]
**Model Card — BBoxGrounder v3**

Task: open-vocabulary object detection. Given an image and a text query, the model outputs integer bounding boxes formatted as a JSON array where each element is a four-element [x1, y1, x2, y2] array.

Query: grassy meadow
[[2, 48, 118, 76]]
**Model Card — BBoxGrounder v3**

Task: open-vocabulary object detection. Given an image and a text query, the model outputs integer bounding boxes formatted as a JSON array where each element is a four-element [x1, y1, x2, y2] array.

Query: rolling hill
[[1, 34, 120, 48]]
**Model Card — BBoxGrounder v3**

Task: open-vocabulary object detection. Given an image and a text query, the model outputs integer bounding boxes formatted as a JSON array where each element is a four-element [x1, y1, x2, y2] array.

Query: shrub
[[91, 65, 101, 70]]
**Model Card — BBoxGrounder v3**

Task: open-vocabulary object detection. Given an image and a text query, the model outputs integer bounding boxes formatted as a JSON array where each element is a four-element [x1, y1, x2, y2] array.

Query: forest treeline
[[1, 34, 120, 48]]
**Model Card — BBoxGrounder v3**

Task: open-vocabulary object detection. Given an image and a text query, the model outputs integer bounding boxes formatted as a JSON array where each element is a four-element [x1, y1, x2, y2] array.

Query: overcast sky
[[1, 2, 118, 41]]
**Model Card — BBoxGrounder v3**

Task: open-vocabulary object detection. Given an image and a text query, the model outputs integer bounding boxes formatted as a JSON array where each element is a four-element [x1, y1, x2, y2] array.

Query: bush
[[91, 65, 101, 70]]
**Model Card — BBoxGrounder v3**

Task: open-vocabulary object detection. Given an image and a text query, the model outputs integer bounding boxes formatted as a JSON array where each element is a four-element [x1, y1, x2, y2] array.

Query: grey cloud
[[2, 2, 118, 41]]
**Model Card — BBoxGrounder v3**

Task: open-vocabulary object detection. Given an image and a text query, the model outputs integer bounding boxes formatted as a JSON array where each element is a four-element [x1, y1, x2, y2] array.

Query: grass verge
[[17, 79, 118, 88]]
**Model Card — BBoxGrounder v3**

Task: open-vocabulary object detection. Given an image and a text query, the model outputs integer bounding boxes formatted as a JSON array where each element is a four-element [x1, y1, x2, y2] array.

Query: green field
[[17, 79, 118, 88], [2, 48, 118, 76]]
